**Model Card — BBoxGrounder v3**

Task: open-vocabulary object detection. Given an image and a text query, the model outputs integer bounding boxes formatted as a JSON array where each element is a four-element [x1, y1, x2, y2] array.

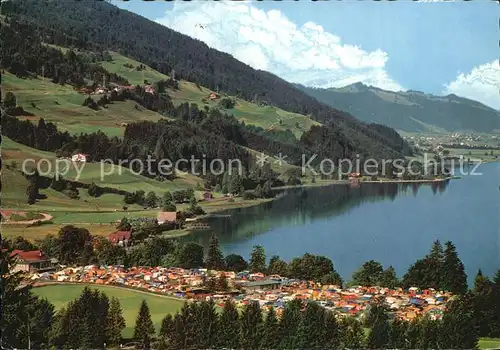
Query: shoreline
[[3, 176, 455, 236], [360, 176, 453, 184]]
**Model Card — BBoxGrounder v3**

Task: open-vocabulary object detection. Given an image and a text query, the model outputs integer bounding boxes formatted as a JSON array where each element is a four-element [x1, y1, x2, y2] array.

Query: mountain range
[[296, 83, 500, 133]]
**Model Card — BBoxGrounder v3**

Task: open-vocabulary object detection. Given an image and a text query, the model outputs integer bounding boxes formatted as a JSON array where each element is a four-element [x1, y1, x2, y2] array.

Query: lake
[[189, 162, 500, 283]]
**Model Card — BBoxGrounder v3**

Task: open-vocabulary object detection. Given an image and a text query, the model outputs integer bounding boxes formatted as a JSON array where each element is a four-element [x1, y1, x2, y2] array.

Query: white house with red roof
[[144, 85, 156, 95], [71, 153, 88, 163], [10, 250, 55, 273]]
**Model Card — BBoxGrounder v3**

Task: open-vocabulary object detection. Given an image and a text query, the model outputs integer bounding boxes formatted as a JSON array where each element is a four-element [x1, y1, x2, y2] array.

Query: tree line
[[3, 241, 499, 349]]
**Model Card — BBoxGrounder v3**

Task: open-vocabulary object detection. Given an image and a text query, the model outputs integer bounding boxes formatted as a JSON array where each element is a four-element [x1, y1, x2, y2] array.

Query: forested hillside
[[297, 83, 500, 133], [3, 0, 411, 159]]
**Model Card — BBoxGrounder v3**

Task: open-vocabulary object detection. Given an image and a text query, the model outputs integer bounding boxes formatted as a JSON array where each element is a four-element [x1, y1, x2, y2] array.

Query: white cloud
[[155, 1, 404, 91], [443, 60, 500, 110]]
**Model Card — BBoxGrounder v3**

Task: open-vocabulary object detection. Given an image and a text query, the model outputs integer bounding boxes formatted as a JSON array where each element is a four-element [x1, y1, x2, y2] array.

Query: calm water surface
[[189, 162, 499, 283]]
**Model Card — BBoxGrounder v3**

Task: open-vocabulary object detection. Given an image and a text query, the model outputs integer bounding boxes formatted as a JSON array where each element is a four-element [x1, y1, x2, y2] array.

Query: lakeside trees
[[206, 233, 225, 270], [402, 239, 468, 293]]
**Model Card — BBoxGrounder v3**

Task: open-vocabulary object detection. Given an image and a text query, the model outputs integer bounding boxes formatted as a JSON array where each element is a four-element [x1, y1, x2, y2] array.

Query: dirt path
[[1, 211, 53, 225]]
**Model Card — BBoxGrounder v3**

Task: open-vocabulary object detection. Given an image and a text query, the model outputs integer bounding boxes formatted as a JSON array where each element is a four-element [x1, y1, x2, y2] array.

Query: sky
[[115, 1, 499, 109]]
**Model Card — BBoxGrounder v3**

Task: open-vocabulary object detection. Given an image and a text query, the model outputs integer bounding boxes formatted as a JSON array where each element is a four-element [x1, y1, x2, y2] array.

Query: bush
[[191, 206, 205, 215], [242, 190, 257, 200], [162, 202, 177, 212], [4, 91, 16, 108], [218, 97, 235, 109], [82, 97, 99, 110], [64, 187, 80, 199]]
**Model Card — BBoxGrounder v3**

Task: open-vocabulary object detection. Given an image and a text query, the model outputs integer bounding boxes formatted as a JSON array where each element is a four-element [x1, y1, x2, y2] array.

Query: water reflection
[[187, 180, 450, 248]]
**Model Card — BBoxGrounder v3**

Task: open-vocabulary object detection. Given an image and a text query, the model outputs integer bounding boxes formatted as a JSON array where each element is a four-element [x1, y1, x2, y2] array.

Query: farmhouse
[[144, 85, 156, 95], [9, 250, 55, 273], [108, 230, 132, 246], [95, 87, 107, 94], [157, 211, 177, 224], [209, 92, 218, 100], [71, 153, 87, 163]]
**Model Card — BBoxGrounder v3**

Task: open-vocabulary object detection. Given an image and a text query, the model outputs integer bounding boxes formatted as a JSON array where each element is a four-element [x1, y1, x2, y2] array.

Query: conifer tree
[[218, 300, 240, 349], [339, 317, 365, 349], [268, 255, 288, 276], [239, 301, 263, 349], [178, 302, 197, 349], [194, 300, 218, 349], [206, 232, 225, 270], [162, 191, 173, 205], [221, 172, 230, 193], [473, 269, 498, 337], [366, 300, 390, 349], [107, 297, 125, 347], [323, 310, 341, 349], [51, 287, 109, 348], [388, 317, 409, 349], [380, 265, 400, 289], [229, 174, 242, 195], [168, 314, 186, 350], [351, 260, 384, 286], [416, 315, 440, 349], [249, 245, 266, 273], [145, 191, 158, 208], [278, 299, 302, 348], [441, 241, 467, 294], [405, 317, 420, 349], [157, 314, 174, 350], [133, 300, 155, 349], [1, 244, 56, 349], [295, 301, 327, 348], [428, 239, 444, 288], [494, 269, 500, 286], [439, 293, 478, 349], [261, 307, 280, 349], [493, 270, 500, 337]]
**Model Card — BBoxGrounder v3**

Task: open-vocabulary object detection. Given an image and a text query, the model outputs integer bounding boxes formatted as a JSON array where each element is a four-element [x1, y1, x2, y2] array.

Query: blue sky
[[115, 1, 499, 109]]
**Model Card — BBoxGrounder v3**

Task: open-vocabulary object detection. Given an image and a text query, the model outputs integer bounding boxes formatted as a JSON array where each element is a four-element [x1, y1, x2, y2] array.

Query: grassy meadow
[[33, 284, 185, 338], [2, 72, 167, 137], [479, 337, 500, 350], [444, 147, 499, 162], [100, 52, 320, 138], [2, 224, 116, 241], [2, 49, 322, 238]]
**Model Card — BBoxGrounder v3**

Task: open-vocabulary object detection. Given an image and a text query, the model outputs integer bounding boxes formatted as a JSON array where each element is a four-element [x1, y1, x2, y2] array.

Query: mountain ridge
[[296, 82, 500, 133]]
